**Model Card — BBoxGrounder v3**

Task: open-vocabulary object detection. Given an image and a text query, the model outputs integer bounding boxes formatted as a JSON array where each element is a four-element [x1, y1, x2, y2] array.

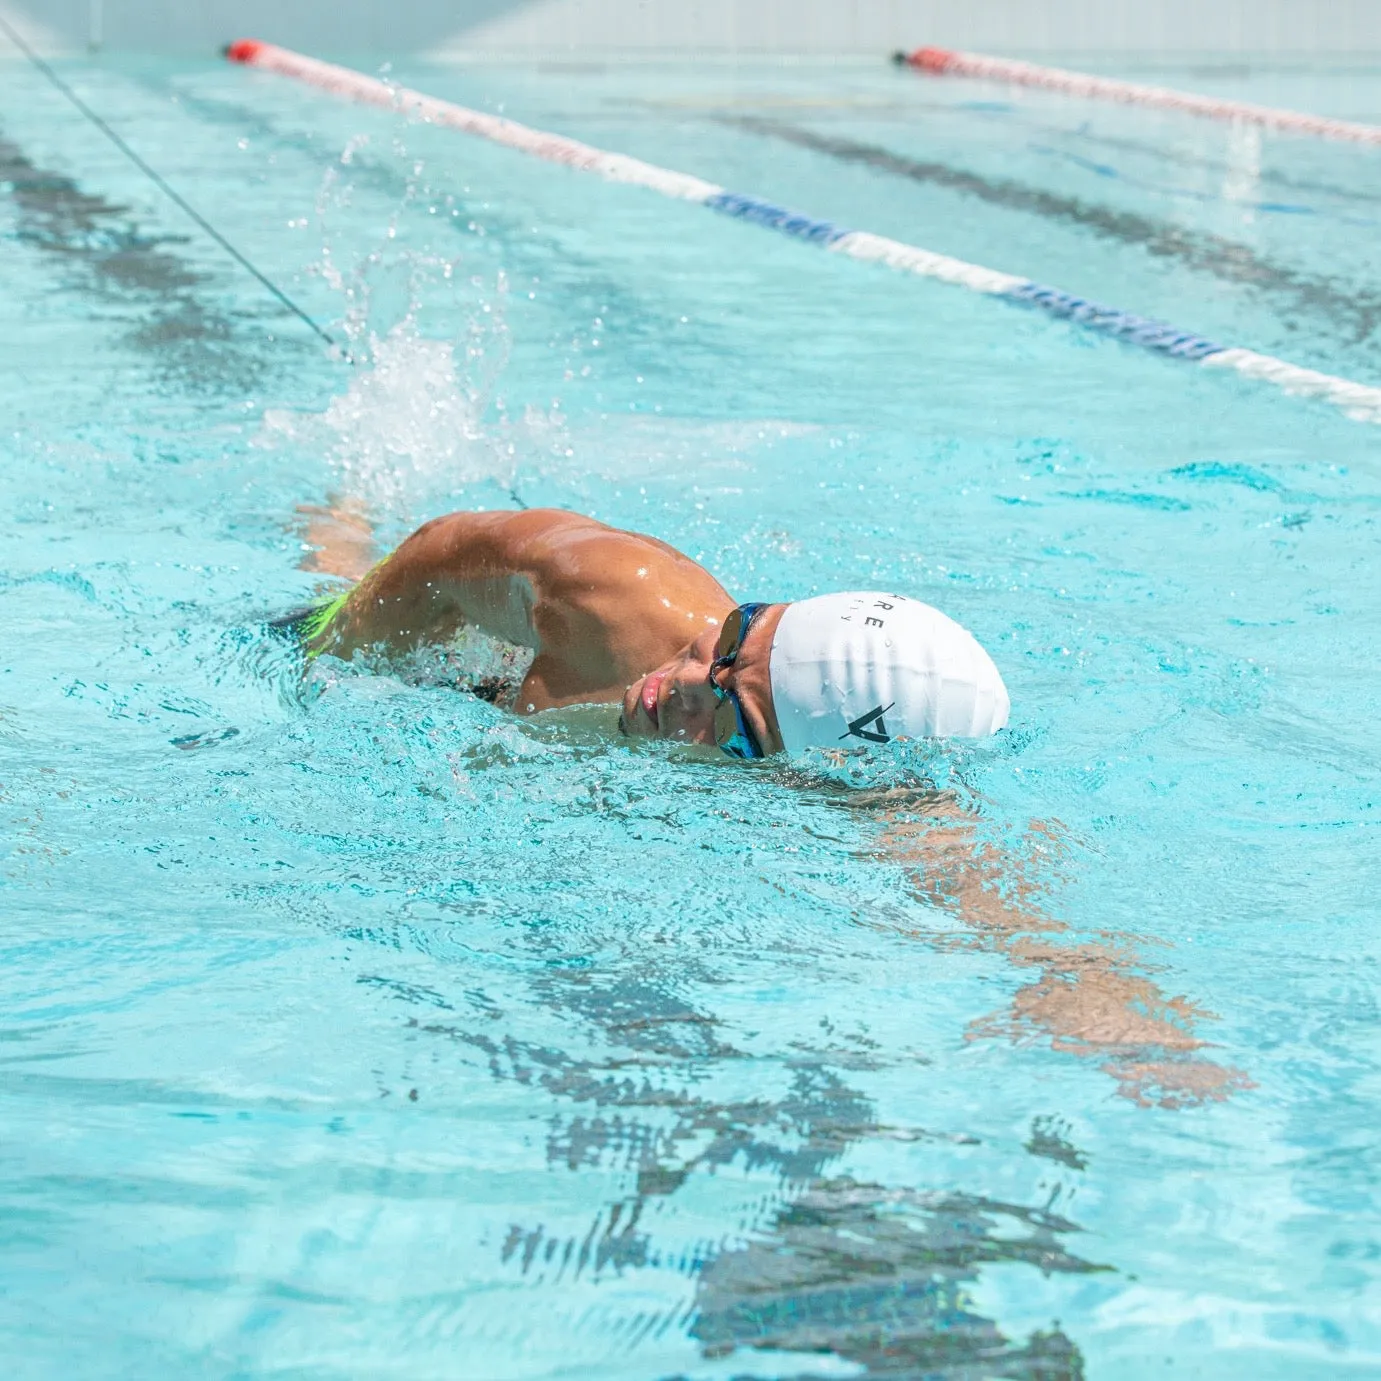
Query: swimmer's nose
[[664, 680, 717, 742]]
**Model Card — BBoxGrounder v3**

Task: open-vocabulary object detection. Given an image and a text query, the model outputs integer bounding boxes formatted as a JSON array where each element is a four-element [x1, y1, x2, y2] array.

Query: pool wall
[[7, 0, 1381, 57]]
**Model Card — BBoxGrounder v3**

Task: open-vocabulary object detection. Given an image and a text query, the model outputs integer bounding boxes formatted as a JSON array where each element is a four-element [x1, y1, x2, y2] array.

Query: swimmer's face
[[620, 603, 786, 756]]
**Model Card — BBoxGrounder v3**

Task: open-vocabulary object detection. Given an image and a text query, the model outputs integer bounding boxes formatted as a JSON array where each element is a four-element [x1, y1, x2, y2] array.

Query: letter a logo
[[840, 702, 896, 744]]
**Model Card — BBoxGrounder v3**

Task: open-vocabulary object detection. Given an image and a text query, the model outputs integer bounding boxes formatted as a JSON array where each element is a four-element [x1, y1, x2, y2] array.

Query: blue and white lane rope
[[226, 39, 1381, 425]]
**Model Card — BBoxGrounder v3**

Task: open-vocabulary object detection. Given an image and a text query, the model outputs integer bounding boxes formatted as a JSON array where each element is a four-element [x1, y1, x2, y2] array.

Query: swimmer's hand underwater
[[298, 508, 1008, 760]]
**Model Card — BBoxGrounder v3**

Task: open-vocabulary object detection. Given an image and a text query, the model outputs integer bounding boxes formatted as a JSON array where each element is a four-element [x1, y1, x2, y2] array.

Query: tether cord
[[0, 21, 529, 509], [0, 14, 342, 355]]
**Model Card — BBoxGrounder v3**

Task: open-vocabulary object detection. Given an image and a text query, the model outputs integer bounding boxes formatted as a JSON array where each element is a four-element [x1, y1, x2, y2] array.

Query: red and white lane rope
[[896, 46, 1381, 146], [225, 39, 717, 201]]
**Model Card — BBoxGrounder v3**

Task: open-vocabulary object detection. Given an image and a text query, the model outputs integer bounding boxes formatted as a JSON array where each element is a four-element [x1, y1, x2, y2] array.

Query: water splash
[[257, 142, 565, 520], [261, 316, 507, 514]]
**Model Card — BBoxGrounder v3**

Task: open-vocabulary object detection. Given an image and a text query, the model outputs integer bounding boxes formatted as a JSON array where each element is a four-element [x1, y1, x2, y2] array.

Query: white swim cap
[[767, 592, 1009, 753]]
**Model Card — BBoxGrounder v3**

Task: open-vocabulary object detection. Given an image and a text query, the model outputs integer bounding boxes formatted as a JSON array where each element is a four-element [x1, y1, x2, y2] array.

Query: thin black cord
[[0, 15, 344, 356], [0, 21, 531, 510]]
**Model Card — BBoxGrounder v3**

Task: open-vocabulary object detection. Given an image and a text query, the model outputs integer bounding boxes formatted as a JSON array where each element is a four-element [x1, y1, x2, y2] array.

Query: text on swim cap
[[839, 596, 902, 628]]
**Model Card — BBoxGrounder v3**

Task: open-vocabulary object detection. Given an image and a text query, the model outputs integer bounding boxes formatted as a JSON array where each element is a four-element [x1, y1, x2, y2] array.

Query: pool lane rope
[[895, 46, 1381, 147], [226, 38, 1381, 425]]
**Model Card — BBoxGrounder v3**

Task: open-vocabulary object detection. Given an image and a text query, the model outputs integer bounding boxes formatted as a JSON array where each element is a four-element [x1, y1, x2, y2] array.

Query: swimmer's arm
[[852, 789, 1250, 1108], [295, 501, 377, 582], [308, 511, 542, 658]]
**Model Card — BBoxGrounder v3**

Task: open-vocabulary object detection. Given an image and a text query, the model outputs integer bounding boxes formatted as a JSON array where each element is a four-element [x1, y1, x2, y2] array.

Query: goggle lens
[[714, 694, 744, 753], [715, 606, 746, 661], [709, 602, 769, 760]]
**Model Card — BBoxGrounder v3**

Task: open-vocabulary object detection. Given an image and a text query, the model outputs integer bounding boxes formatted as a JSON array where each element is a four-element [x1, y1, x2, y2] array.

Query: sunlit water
[[2, 51, 1380, 1380]]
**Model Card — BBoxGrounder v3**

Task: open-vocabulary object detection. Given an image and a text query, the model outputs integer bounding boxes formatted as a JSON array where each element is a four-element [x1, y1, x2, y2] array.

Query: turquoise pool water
[[2, 50, 1380, 1379]]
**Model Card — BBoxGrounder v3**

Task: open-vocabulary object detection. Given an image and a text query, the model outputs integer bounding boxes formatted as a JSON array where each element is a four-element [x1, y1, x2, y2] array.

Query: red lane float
[[896, 46, 1381, 146]]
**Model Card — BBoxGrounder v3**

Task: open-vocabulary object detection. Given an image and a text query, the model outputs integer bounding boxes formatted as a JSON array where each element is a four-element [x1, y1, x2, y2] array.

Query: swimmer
[[287, 503, 1248, 1108], [289, 507, 1010, 757]]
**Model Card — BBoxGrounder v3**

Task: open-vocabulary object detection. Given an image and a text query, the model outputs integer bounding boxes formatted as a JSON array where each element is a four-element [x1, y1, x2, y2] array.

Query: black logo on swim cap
[[840, 702, 895, 744]]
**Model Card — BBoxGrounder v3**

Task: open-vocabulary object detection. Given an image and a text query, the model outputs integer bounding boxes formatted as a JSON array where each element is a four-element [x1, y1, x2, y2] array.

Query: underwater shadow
[[414, 964, 1105, 1380]]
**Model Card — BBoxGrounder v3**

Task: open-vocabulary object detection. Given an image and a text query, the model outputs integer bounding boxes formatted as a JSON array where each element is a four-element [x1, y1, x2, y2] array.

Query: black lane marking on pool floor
[[0, 128, 288, 393], [1024, 132, 1381, 214], [1006, 107, 1381, 211], [919, 100, 1381, 212], [634, 93, 1381, 210], [725, 114, 1381, 349]]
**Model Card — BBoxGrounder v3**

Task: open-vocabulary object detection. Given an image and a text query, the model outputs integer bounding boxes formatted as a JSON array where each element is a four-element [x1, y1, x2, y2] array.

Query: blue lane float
[[225, 38, 1381, 426], [703, 191, 853, 247], [1002, 282, 1225, 360]]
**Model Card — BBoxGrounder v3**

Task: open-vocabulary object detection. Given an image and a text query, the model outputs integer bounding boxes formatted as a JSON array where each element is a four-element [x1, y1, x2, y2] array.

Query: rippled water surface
[[2, 50, 1380, 1380]]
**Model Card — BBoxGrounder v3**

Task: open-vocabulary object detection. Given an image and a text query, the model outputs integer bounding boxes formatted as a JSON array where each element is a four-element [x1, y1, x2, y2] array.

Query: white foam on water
[[259, 233, 552, 519], [256, 141, 567, 519], [261, 317, 500, 514]]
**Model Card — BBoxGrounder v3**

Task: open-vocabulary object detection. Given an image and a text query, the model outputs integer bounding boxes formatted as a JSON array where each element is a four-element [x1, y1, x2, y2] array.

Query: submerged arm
[[851, 788, 1250, 1108], [295, 499, 378, 582]]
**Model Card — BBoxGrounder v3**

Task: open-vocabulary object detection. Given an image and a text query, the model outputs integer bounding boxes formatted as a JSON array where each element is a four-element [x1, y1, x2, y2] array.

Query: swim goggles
[[708, 602, 769, 760]]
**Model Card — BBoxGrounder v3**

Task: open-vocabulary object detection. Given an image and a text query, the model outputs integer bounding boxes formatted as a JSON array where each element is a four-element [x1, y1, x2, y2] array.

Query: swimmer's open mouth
[[640, 672, 665, 730]]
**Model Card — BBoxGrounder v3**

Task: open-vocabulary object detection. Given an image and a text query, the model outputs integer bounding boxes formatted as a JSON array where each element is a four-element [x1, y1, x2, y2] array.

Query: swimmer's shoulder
[[406, 509, 722, 609], [478, 509, 678, 577], [394, 508, 600, 578], [415, 508, 683, 562], [430, 508, 613, 555]]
